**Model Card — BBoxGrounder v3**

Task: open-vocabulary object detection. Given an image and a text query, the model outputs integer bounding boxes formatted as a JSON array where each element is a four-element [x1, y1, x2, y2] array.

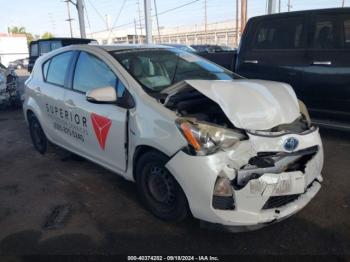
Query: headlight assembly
[[176, 118, 246, 156], [298, 99, 311, 125]]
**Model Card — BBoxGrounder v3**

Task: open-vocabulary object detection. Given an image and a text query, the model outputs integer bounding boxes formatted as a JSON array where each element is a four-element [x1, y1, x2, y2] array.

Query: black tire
[[29, 114, 48, 154], [135, 151, 189, 222]]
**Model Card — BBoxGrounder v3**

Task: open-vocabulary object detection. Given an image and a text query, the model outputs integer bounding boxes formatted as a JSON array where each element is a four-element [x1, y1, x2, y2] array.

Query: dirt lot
[[0, 73, 349, 255]]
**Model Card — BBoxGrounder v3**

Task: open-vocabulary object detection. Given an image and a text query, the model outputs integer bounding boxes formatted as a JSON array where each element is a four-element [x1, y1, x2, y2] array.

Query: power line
[[156, 0, 201, 16], [154, 0, 161, 41], [83, 0, 93, 35], [91, 0, 201, 34], [85, 0, 109, 30], [107, 0, 128, 41]]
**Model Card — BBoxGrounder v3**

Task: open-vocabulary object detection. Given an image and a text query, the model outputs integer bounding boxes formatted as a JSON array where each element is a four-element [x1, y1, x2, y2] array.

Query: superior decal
[[46, 104, 87, 127], [45, 103, 88, 142]]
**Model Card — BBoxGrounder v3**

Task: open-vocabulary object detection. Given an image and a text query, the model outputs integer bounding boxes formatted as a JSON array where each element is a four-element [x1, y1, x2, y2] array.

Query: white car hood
[[185, 79, 300, 130]]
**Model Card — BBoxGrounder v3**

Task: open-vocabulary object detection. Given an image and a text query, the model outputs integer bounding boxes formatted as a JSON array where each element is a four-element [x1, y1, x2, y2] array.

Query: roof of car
[[99, 44, 170, 52], [30, 37, 95, 45], [251, 7, 350, 20]]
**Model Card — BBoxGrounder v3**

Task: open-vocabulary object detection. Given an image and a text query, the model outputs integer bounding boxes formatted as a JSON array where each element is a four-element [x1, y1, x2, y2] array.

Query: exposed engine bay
[[160, 84, 234, 128], [160, 81, 311, 134]]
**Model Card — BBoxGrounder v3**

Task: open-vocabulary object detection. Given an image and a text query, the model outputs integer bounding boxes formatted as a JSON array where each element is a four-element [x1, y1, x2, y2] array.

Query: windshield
[[111, 48, 240, 93]]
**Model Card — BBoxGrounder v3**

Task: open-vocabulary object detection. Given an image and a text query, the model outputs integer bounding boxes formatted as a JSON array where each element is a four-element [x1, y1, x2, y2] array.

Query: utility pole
[[235, 0, 239, 47], [137, 0, 143, 42], [64, 0, 74, 37], [279, 0, 281, 12], [342, 0, 345, 7], [76, 0, 86, 38], [153, 0, 161, 43], [204, 0, 208, 44], [287, 0, 292, 12], [144, 0, 152, 44], [267, 0, 276, 14], [134, 19, 138, 44], [241, 0, 247, 34]]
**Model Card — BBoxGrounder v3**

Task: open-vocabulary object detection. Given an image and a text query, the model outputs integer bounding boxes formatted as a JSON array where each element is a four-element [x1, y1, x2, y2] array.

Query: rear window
[[51, 41, 63, 51], [45, 51, 73, 86], [40, 42, 51, 55], [30, 43, 39, 57], [253, 17, 305, 49]]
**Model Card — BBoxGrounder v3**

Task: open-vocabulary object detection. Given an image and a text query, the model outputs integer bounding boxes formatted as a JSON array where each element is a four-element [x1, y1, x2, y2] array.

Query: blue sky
[[0, 0, 346, 37]]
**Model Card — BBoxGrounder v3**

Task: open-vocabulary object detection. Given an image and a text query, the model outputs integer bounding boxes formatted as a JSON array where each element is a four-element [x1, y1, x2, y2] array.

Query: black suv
[[28, 38, 97, 72], [236, 8, 350, 129]]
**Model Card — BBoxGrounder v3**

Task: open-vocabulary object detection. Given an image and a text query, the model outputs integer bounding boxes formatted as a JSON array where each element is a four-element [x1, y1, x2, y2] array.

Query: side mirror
[[86, 86, 117, 104]]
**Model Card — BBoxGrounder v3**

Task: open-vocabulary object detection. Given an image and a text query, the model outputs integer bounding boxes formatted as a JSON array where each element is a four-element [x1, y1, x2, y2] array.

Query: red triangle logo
[[90, 113, 112, 150]]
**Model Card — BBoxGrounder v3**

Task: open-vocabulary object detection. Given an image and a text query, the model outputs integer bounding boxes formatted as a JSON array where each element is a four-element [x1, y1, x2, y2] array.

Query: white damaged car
[[23, 45, 323, 231]]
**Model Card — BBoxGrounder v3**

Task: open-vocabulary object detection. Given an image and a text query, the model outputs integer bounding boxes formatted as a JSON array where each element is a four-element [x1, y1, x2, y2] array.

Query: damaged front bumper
[[165, 128, 323, 229]]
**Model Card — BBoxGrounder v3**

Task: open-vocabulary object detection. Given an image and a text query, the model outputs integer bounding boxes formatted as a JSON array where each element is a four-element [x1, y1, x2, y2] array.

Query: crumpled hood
[[185, 79, 300, 130]]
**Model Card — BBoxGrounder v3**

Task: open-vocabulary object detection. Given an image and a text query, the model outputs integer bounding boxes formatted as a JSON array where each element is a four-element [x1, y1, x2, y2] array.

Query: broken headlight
[[298, 99, 311, 125], [176, 118, 246, 156]]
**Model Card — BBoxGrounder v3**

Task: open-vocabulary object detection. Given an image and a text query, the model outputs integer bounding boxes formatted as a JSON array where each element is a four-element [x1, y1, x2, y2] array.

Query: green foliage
[[41, 32, 54, 39], [8, 26, 26, 34]]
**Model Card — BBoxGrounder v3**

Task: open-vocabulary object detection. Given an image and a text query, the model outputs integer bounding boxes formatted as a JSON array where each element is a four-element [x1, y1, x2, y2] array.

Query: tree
[[41, 32, 54, 39], [8, 26, 26, 34], [7, 26, 34, 44], [26, 32, 34, 43]]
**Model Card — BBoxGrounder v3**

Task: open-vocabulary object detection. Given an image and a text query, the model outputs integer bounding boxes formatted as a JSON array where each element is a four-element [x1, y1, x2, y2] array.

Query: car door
[[237, 15, 309, 103], [302, 13, 350, 123], [63, 50, 129, 173], [38, 51, 75, 145]]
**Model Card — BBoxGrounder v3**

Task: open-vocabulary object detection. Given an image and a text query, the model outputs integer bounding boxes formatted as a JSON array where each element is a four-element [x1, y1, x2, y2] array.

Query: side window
[[42, 60, 51, 80], [344, 18, 350, 48], [73, 52, 117, 93], [40, 42, 51, 55], [253, 17, 305, 49], [46, 51, 73, 86], [310, 16, 338, 49], [117, 81, 126, 99], [30, 43, 39, 57], [51, 41, 63, 51]]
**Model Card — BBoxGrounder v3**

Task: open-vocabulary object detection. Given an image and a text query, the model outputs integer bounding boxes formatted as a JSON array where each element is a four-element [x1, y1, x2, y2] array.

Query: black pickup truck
[[28, 38, 97, 72], [199, 8, 350, 130]]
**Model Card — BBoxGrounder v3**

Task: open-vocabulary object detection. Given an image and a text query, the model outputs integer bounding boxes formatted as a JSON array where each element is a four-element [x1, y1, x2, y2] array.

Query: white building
[[0, 33, 28, 67], [88, 20, 240, 47]]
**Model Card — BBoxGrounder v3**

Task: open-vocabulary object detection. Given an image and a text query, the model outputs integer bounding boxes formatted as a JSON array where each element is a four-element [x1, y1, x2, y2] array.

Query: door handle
[[34, 87, 41, 93], [312, 61, 332, 66], [244, 60, 259, 64], [65, 99, 75, 107]]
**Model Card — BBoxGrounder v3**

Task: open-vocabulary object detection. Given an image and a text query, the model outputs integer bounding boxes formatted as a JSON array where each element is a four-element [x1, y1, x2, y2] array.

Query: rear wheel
[[29, 115, 48, 154], [135, 151, 189, 222]]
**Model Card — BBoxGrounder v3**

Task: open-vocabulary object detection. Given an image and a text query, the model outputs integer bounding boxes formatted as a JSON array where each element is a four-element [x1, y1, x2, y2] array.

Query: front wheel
[[135, 151, 189, 222], [29, 115, 48, 154]]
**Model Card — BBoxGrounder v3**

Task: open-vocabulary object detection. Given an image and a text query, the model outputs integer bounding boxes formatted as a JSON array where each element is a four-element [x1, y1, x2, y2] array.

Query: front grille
[[262, 194, 301, 209]]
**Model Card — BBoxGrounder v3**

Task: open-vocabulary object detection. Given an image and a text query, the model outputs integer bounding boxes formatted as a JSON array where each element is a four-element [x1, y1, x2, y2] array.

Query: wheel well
[[26, 110, 34, 121], [132, 145, 170, 181]]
